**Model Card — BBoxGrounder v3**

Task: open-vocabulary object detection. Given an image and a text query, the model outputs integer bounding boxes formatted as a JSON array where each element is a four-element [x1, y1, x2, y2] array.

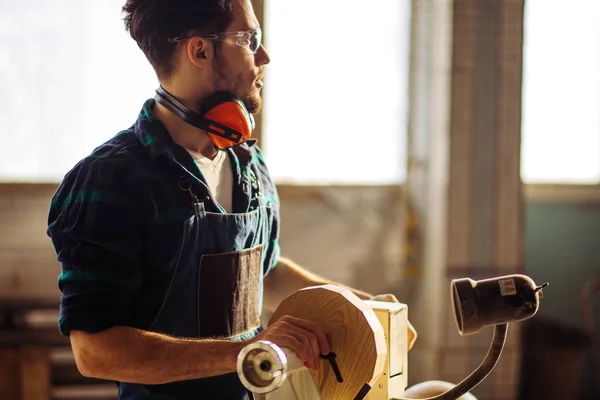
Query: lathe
[[237, 275, 548, 400]]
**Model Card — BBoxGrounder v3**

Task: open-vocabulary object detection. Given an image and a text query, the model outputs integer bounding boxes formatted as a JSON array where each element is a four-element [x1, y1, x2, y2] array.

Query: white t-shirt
[[186, 149, 233, 213]]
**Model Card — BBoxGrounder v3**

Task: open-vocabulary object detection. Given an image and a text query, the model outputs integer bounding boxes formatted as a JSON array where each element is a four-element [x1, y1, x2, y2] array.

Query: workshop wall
[[525, 202, 600, 328], [0, 184, 406, 302], [0, 184, 61, 300], [522, 195, 600, 399], [1, 183, 598, 398], [1, 184, 597, 330]]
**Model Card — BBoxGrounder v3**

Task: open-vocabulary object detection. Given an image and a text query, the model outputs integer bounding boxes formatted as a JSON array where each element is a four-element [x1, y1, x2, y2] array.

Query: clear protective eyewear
[[168, 28, 263, 54]]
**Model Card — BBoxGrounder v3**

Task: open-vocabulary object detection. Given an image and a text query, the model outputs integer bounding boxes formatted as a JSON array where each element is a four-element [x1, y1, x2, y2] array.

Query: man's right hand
[[253, 315, 330, 371]]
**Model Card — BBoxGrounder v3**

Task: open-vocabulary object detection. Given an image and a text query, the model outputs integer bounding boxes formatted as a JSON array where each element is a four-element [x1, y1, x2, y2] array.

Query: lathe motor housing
[[363, 300, 409, 400]]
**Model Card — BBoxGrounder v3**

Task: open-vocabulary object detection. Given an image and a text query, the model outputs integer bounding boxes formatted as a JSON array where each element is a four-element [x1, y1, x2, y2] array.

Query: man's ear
[[186, 37, 211, 68]]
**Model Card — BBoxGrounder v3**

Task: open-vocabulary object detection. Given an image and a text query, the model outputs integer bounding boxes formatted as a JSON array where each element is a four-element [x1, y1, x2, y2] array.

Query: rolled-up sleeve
[[47, 157, 143, 336]]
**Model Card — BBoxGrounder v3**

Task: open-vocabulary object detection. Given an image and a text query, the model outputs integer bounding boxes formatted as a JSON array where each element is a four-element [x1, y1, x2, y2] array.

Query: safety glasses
[[168, 28, 263, 54]]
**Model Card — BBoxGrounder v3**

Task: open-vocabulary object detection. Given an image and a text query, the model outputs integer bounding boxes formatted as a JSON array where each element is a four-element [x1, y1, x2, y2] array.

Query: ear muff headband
[[154, 86, 255, 149]]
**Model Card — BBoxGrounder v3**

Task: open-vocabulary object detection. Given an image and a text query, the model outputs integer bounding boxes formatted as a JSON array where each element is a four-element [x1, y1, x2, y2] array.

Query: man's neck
[[153, 101, 219, 160]]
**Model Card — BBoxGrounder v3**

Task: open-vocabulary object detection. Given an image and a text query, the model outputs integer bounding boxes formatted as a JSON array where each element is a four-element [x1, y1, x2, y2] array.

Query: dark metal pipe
[[398, 323, 508, 400]]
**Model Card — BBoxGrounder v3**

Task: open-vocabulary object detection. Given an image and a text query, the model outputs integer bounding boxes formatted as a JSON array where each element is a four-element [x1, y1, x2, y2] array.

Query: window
[[262, 1, 411, 184], [521, 0, 600, 184], [1, 1, 411, 184], [0, 1, 156, 182]]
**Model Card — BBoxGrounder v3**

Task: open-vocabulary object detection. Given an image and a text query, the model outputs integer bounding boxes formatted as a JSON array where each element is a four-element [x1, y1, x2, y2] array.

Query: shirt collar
[[134, 98, 179, 160]]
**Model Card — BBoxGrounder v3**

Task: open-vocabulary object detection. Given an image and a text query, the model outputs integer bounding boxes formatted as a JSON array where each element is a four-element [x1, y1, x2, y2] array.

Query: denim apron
[[119, 145, 272, 400]]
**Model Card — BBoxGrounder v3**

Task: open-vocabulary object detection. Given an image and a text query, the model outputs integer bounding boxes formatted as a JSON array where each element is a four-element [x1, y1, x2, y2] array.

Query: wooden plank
[[525, 184, 600, 204], [20, 346, 51, 400], [0, 183, 59, 196], [471, 0, 501, 270], [495, 0, 525, 271], [0, 348, 20, 399], [51, 384, 119, 400], [447, 0, 477, 269], [0, 330, 68, 347]]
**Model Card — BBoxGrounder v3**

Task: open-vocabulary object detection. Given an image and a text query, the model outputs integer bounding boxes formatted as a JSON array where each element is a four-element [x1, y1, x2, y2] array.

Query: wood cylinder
[[269, 284, 387, 400]]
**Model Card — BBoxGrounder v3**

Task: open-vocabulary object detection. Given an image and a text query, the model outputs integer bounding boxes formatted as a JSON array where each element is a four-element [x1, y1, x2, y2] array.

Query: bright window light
[[0, 1, 156, 182], [262, 0, 411, 184], [0, 1, 411, 185], [521, 0, 600, 183]]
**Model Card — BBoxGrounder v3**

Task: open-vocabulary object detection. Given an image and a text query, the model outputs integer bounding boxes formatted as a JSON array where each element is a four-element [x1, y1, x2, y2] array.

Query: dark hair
[[123, 0, 235, 79]]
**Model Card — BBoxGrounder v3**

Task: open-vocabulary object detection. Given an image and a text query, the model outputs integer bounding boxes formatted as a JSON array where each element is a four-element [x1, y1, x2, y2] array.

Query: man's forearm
[[263, 257, 373, 312], [71, 326, 246, 384]]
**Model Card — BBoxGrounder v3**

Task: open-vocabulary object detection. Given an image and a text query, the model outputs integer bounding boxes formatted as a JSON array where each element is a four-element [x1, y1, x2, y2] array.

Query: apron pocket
[[198, 245, 263, 338]]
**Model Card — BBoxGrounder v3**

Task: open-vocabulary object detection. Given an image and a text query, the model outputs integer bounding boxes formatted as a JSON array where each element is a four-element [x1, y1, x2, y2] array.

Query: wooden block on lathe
[[269, 285, 387, 400]]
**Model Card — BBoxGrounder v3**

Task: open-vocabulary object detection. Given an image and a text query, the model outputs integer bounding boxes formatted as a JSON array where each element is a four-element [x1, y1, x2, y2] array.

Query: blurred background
[[0, 0, 598, 399]]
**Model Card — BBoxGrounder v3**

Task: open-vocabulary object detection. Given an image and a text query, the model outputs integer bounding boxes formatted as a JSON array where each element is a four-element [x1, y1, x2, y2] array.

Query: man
[[47, 0, 417, 399]]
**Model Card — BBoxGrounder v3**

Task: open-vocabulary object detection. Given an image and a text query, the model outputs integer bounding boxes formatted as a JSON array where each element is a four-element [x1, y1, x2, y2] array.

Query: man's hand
[[252, 315, 330, 371], [370, 293, 418, 351]]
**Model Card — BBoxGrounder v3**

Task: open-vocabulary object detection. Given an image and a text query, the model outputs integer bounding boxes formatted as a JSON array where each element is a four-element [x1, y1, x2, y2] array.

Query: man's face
[[209, 0, 270, 114]]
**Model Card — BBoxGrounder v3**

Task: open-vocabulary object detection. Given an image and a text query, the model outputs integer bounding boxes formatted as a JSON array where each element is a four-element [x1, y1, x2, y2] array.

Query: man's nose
[[255, 45, 271, 66]]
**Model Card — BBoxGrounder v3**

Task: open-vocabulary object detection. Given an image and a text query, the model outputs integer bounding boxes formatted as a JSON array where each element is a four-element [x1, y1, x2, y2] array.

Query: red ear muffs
[[200, 92, 255, 149], [154, 86, 255, 149]]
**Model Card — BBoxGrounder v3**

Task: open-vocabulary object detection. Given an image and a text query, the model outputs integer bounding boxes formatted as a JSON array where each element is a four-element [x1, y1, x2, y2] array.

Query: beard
[[211, 54, 262, 114]]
